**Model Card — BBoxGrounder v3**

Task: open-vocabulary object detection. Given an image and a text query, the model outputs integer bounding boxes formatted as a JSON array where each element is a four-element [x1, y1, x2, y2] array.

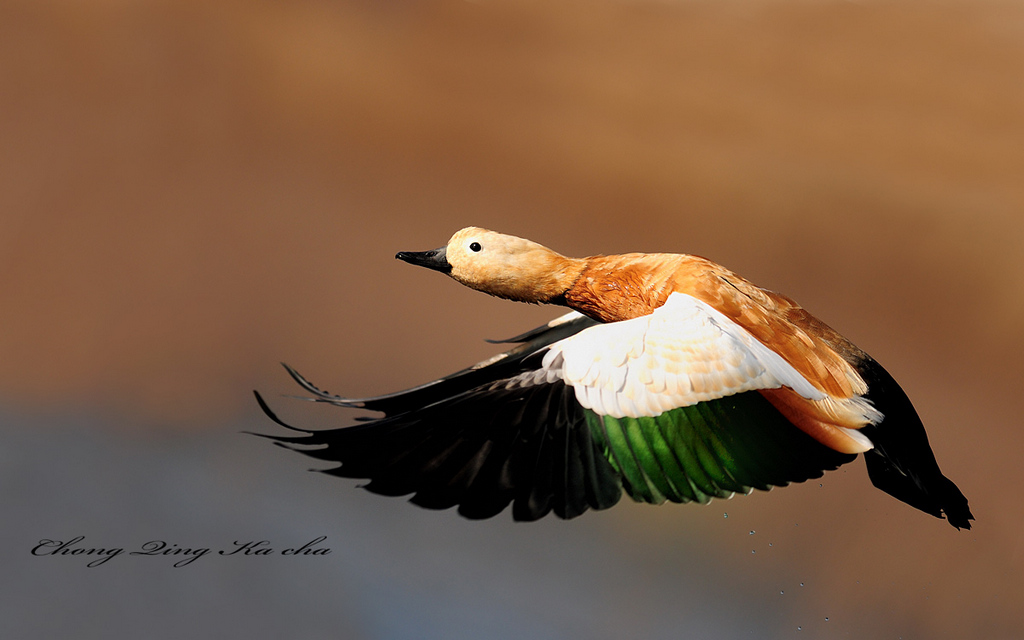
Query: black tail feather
[[856, 356, 974, 529]]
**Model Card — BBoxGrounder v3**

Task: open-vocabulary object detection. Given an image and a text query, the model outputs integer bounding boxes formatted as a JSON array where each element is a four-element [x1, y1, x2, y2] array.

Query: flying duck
[[256, 227, 973, 529]]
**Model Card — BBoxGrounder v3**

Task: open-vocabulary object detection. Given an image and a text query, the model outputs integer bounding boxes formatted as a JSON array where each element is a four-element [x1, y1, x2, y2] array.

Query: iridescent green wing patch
[[586, 390, 856, 505]]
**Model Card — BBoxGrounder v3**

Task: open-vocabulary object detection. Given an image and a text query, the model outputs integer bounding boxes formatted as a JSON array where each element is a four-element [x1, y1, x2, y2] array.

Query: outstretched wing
[[257, 378, 622, 520], [530, 293, 878, 453], [541, 293, 827, 416], [257, 311, 619, 521], [256, 307, 857, 520], [281, 311, 598, 416]]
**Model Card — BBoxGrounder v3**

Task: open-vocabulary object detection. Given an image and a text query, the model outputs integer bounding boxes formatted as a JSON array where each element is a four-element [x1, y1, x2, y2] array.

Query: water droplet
[[749, 530, 755, 535], [768, 542, 773, 547], [780, 590, 784, 595], [825, 617, 830, 622], [797, 626, 802, 631], [819, 483, 823, 487], [800, 582, 805, 587], [751, 549, 756, 554], [723, 513, 728, 518]]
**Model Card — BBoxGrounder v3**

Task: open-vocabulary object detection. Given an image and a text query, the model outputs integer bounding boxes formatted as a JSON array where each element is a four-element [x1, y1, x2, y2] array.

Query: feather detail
[[545, 293, 828, 419]]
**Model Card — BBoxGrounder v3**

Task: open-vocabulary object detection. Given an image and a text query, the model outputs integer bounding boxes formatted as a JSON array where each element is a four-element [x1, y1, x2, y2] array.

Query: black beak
[[395, 246, 452, 274]]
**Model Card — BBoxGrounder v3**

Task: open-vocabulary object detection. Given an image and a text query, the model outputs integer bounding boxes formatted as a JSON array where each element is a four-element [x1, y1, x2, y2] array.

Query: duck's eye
[[469, 242, 482, 252]]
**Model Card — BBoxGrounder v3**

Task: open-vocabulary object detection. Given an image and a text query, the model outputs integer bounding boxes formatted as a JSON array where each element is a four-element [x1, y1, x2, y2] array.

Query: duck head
[[397, 227, 583, 303]]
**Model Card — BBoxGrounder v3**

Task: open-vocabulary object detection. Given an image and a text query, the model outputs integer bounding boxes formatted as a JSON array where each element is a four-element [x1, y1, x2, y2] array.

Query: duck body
[[257, 228, 973, 529]]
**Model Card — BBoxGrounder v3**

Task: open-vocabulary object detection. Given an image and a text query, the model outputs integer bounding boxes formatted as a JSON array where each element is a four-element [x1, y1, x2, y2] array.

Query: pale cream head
[[442, 227, 583, 303]]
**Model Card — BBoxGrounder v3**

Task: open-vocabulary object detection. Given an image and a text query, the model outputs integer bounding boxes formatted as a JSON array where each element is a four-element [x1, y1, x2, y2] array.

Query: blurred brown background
[[2, 0, 1022, 638]]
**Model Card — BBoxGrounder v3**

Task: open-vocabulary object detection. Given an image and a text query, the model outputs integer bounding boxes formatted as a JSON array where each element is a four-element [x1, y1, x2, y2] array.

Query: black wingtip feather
[[253, 390, 312, 434], [280, 363, 355, 405], [245, 431, 312, 445]]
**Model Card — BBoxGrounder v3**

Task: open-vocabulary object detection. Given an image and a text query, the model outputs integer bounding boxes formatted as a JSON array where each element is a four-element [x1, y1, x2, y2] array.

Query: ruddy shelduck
[[256, 228, 973, 529]]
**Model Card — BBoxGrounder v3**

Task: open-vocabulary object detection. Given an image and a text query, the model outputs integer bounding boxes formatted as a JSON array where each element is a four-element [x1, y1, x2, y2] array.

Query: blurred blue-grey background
[[2, 1, 1022, 638]]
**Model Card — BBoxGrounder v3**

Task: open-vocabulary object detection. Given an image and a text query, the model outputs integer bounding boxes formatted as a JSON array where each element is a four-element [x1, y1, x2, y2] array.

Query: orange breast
[[563, 253, 683, 322]]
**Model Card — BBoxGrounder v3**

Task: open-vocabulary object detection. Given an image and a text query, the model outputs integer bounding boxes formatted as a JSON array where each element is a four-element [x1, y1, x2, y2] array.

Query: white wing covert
[[539, 292, 826, 418]]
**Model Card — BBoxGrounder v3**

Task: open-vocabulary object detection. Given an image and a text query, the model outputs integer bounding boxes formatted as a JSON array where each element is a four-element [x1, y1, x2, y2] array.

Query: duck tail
[[855, 356, 974, 529]]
